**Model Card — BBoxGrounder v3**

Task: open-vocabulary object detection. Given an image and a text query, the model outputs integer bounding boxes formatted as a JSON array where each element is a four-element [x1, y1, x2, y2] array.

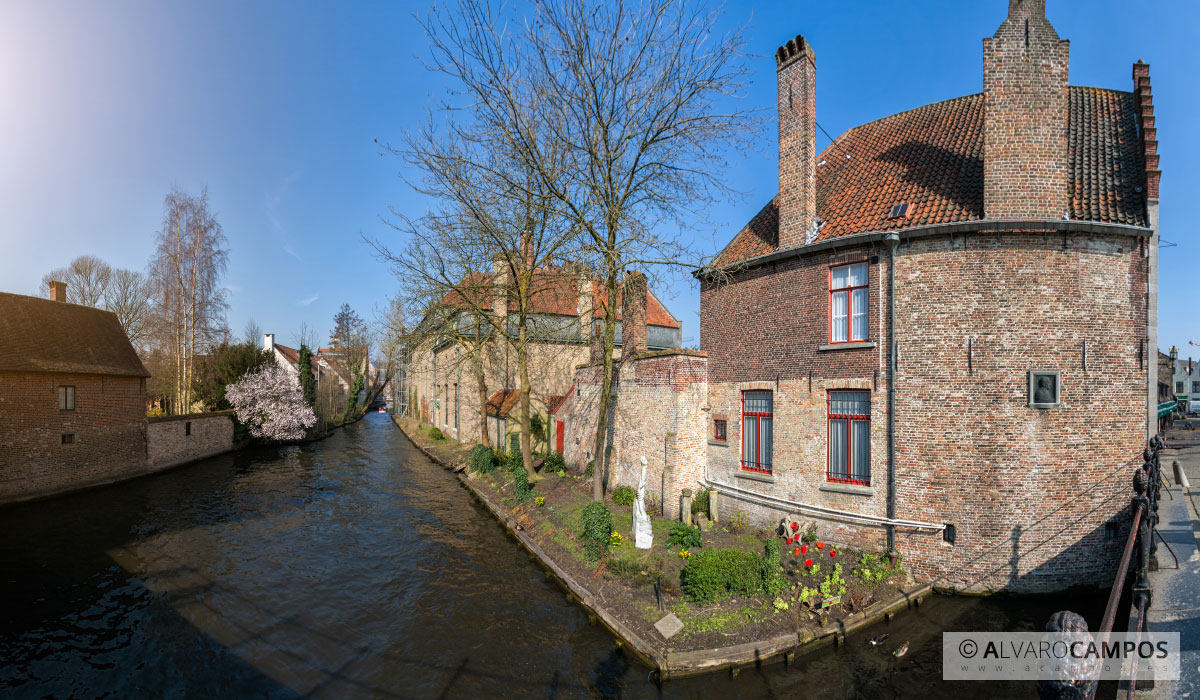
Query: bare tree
[[415, 0, 757, 499], [42, 255, 113, 307], [147, 186, 230, 414], [243, 318, 263, 346], [295, 322, 317, 351], [104, 268, 152, 347]]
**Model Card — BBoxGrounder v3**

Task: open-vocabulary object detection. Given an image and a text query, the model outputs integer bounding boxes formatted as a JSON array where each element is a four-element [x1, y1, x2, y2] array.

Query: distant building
[[408, 264, 681, 448]]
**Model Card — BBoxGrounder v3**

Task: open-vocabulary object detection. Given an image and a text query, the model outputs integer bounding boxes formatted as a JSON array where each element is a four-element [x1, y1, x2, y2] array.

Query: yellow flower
[[679, 549, 691, 560]]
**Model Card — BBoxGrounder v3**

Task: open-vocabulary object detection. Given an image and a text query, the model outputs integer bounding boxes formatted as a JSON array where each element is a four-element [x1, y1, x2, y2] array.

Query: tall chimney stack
[[49, 280, 67, 302], [621, 270, 647, 357], [264, 333, 275, 352], [982, 0, 1069, 219], [775, 35, 818, 250]]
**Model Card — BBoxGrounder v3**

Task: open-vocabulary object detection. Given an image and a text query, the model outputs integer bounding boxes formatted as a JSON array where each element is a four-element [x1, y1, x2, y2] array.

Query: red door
[[555, 420, 564, 454]]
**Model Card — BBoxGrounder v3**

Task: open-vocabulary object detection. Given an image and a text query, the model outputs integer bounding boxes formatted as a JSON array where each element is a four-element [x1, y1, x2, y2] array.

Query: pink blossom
[[226, 364, 316, 441]]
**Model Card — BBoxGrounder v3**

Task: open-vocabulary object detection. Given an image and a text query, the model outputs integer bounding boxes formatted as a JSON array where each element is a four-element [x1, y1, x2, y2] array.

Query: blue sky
[[0, 1, 1196, 358]]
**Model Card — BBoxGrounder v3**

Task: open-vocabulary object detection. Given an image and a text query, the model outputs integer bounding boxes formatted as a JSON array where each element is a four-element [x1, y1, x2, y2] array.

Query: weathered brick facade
[[691, 2, 1159, 593], [0, 371, 147, 502], [146, 412, 236, 470]]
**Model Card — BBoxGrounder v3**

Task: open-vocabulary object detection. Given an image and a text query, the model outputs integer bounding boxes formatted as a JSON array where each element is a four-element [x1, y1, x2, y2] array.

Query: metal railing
[[1045, 435, 1165, 700]]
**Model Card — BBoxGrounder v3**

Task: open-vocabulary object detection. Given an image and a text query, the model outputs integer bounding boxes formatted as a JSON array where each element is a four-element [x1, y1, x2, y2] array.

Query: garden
[[401, 418, 911, 652]]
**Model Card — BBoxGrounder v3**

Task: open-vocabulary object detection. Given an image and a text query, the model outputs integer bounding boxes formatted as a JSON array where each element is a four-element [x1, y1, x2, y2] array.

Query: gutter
[[695, 218, 1153, 279], [701, 477, 943, 531], [885, 232, 900, 558]]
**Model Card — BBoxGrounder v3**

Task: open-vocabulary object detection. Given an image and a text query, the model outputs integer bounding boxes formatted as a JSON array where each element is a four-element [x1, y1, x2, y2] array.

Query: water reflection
[[0, 413, 1110, 699]]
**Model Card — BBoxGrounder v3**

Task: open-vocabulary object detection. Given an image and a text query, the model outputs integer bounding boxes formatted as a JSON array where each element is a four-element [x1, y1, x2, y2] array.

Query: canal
[[0, 413, 1114, 699]]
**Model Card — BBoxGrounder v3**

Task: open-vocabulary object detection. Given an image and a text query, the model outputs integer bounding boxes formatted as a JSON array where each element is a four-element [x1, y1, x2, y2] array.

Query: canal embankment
[[394, 415, 933, 678]]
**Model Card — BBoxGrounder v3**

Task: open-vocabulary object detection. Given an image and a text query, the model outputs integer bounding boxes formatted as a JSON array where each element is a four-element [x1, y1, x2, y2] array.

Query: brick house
[[0, 282, 151, 502], [556, 0, 1161, 593], [409, 263, 682, 447], [697, 0, 1160, 592]]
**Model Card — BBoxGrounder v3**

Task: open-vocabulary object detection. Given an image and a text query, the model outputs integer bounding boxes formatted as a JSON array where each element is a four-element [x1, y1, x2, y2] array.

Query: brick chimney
[[621, 270, 647, 356], [49, 280, 66, 302], [1133, 60, 1161, 201], [491, 256, 509, 319], [776, 34, 818, 250], [263, 333, 275, 352], [983, 0, 1069, 219]]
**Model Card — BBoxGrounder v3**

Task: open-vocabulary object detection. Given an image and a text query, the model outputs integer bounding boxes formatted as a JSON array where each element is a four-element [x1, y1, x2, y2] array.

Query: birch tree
[[147, 187, 230, 414]]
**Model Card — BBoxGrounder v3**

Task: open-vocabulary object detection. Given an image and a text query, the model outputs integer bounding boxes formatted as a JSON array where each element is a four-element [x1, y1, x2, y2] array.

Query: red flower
[[805, 558, 813, 567], [816, 541, 825, 549], [791, 522, 799, 531], [801, 544, 807, 555], [786, 536, 793, 544], [830, 550, 837, 558], [793, 548, 800, 556]]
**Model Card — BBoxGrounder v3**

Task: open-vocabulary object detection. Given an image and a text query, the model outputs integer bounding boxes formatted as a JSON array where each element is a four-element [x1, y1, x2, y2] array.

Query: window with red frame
[[828, 390, 870, 485], [713, 419, 727, 442], [830, 262, 868, 343], [741, 391, 772, 473]]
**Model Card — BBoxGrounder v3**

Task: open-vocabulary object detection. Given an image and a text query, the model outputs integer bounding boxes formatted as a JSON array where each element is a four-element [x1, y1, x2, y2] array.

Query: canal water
[[0, 413, 1113, 699]]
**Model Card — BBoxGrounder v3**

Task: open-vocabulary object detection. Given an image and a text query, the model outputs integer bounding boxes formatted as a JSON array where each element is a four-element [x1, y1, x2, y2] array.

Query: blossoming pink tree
[[226, 364, 316, 441]]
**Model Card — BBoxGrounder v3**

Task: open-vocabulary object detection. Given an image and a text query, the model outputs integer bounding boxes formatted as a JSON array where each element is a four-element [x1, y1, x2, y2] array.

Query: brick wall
[[0, 371, 146, 503], [982, 0, 1070, 219], [775, 35, 818, 249], [891, 232, 1146, 592], [146, 412, 235, 469], [699, 230, 1148, 592]]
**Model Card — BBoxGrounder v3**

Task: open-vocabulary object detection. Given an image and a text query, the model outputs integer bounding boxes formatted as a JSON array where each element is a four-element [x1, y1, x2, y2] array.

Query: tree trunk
[[518, 317, 534, 473], [472, 341, 490, 447], [590, 272, 619, 501]]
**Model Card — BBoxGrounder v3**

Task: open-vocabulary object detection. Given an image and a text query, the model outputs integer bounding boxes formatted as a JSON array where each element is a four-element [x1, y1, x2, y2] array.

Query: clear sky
[[1, 1, 1196, 358]]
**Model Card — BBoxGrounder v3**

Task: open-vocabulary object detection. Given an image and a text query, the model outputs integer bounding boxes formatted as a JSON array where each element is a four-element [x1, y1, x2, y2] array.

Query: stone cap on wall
[[148, 410, 235, 424]]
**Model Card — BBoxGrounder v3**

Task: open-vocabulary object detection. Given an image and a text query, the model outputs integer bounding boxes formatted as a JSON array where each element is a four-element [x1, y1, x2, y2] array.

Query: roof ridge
[[1068, 84, 1134, 96]]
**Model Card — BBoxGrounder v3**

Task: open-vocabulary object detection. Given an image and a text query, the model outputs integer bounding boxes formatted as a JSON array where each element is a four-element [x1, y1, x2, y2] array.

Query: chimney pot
[[49, 280, 67, 302]]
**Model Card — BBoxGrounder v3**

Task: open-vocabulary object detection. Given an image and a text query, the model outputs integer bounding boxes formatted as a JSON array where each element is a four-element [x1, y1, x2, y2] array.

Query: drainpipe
[[885, 232, 900, 562]]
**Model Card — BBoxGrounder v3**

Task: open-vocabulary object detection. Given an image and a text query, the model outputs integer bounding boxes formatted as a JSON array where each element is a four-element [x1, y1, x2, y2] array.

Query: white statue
[[633, 456, 653, 549]]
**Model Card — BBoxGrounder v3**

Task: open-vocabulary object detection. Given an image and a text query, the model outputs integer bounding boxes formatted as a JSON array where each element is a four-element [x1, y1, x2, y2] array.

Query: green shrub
[[852, 552, 901, 584], [691, 489, 710, 515], [584, 460, 594, 479], [429, 427, 444, 441], [760, 539, 786, 597], [470, 444, 496, 474], [667, 523, 703, 549], [581, 502, 613, 562], [612, 485, 636, 506], [512, 464, 532, 503], [680, 549, 762, 604], [504, 450, 523, 473], [820, 562, 847, 601], [542, 452, 566, 474]]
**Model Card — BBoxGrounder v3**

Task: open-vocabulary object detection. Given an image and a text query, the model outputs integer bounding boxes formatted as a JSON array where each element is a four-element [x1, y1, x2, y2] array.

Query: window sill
[[818, 341, 876, 352], [708, 439, 728, 447], [736, 470, 775, 484], [819, 482, 874, 497]]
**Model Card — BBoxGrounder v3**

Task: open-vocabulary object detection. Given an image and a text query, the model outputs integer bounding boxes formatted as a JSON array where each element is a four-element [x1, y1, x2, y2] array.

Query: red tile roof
[[486, 390, 522, 418], [0, 292, 149, 377], [439, 268, 680, 329], [714, 87, 1148, 267]]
